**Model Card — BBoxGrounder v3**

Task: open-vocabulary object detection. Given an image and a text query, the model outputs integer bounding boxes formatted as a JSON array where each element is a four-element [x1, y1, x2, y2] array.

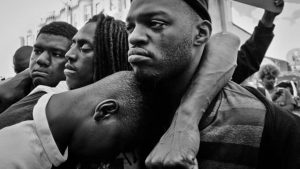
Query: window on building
[[109, 0, 117, 12], [72, 13, 77, 27], [84, 4, 92, 21], [96, 1, 105, 14]]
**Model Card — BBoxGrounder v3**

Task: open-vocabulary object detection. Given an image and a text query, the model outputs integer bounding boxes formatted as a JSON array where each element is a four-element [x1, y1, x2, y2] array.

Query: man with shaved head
[[0, 71, 153, 169]]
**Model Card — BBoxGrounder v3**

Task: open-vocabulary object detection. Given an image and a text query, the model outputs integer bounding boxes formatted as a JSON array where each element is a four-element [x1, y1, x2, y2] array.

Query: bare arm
[[146, 32, 240, 169]]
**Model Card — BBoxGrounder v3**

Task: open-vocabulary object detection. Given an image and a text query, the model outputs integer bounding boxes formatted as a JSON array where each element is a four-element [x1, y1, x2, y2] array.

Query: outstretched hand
[[145, 126, 200, 169]]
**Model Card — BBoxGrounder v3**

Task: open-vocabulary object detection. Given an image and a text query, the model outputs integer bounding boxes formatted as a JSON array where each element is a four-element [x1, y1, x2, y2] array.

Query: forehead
[[72, 22, 97, 44], [35, 33, 71, 51], [127, 0, 186, 21]]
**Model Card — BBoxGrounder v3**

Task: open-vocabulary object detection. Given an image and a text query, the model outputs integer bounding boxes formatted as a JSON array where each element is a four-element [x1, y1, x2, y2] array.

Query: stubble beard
[[134, 35, 193, 91]]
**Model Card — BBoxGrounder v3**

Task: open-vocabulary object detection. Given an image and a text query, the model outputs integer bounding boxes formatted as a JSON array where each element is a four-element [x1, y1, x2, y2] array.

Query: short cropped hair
[[96, 71, 153, 151], [258, 64, 280, 80], [37, 21, 78, 41], [13, 46, 33, 73]]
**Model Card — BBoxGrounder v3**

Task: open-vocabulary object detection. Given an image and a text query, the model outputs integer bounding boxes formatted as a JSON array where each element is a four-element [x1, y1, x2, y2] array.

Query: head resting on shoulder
[[69, 71, 153, 162]]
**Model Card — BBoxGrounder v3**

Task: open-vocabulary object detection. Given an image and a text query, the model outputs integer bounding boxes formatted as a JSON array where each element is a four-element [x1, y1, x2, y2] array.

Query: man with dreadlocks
[[0, 21, 77, 113], [0, 13, 132, 169], [0, 13, 130, 129]]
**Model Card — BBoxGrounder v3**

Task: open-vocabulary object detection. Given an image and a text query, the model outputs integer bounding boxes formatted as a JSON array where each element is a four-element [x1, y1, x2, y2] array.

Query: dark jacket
[[233, 21, 275, 84]]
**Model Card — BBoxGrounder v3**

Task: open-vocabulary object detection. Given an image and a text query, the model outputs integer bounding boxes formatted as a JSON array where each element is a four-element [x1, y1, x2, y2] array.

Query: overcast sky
[[232, 1, 300, 62], [0, 0, 299, 78], [0, 0, 63, 78]]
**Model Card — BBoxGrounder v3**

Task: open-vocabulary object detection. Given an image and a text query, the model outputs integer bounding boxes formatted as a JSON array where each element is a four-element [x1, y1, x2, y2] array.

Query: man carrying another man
[[0, 1, 298, 168]]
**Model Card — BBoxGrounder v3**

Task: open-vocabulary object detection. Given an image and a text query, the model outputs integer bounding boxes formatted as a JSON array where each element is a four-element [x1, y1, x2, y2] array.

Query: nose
[[65, 45, 77, 62], [36, 51, 50, 67], [128, 25, 148, 47]]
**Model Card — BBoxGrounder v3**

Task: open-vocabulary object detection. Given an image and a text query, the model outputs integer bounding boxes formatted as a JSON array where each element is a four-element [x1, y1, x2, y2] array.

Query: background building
[[22, 0, 130, 46], [20, 0, 298, 80]]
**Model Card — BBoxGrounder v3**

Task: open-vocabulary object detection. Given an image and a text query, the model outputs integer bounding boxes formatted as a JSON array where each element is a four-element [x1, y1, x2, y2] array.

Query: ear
[[93, 99, 119, 121], [194, 20, 212, 46]]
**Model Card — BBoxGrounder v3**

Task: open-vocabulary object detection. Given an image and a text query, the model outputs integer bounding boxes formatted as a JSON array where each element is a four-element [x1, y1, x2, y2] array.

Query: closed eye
[[80, 44, 93, 53], [33, 48, 43, 55]]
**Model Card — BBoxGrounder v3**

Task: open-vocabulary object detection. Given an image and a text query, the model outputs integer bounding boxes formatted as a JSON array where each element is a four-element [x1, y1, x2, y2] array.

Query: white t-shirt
[[29, 81, 69, 95], [0, 94, 67, 169]]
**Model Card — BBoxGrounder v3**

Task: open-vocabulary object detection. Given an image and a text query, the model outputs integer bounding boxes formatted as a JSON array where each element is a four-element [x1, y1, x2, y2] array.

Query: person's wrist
[[261, 12, 276, 27]]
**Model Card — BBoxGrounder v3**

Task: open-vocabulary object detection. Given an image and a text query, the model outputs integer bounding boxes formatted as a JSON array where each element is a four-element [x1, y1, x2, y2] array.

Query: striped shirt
[[198, 81, 266, 169]]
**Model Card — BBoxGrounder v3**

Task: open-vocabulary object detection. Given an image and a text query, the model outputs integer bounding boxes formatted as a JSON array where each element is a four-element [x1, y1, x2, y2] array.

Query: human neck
[[158, 53, 202, 111]]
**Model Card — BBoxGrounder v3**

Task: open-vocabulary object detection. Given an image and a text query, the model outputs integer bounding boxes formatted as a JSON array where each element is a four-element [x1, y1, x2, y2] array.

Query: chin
[[66, 79, 78, 90], [32, 77, 48, 87]]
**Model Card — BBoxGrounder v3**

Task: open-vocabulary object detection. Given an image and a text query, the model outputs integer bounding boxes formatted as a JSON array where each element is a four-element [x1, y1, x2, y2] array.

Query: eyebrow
[[73, 38, 94, 47], [33, 44, 67, 53], [126, 10, 170, 23]]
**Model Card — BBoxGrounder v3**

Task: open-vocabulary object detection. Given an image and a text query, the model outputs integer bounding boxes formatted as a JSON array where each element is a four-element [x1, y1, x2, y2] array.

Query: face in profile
[[64, 22, 96, 89], [29, 34, 71, 87], [126, 0, 196, 83]]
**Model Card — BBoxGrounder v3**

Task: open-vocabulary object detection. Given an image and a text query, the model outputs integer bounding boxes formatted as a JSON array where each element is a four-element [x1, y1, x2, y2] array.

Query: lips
[[64, 63, 77, 76], [31, 70, 48, 78], [128, 48, 151, 64]]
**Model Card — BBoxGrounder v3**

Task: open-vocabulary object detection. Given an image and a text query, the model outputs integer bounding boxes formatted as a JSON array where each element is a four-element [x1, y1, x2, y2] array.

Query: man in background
[[13, 46, 33, 74]]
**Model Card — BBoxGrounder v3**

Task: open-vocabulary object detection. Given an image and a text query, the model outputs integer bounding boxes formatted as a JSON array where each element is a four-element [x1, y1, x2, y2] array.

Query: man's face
[[262, 75, 276, 90], [64, 22, 96, 89], [29, 34, 71, 87], [126, 0, 196, 83]]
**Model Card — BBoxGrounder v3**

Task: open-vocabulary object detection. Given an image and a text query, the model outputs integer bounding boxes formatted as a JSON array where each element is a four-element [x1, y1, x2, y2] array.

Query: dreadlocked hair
[[37, 21, 77, 41], [87, 13, 132, 82]]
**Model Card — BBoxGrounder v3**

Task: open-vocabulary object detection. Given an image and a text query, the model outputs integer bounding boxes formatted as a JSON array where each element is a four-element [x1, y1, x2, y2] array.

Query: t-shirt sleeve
[[0, 91, 47, 129], [33, 93, 68, 167]]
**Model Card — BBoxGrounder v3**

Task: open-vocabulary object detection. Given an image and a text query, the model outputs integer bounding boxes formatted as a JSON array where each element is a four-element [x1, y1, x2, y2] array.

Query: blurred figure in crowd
[[234, 0, 284, 83], [13, 46, 33, 74], [258, 64, 296, 111]]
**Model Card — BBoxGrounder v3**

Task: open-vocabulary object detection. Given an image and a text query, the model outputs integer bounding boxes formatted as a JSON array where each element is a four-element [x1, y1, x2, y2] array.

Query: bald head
[[47, 71, 153, 162]]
